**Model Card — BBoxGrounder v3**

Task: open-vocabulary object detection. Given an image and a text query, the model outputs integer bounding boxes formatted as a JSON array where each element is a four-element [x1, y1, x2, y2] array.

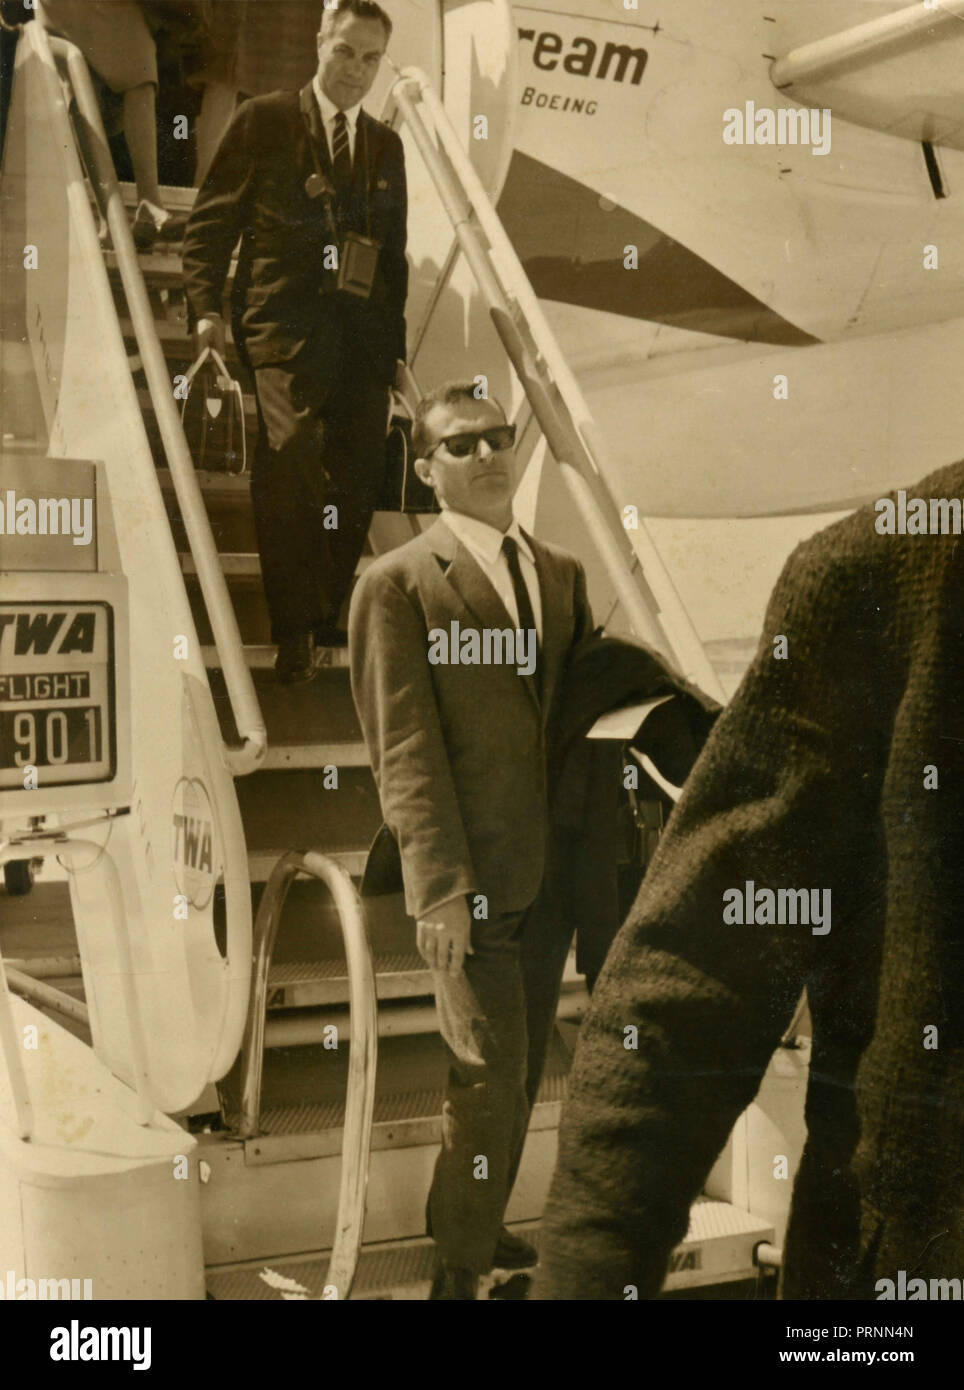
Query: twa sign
[[171, 776, 221, 910]]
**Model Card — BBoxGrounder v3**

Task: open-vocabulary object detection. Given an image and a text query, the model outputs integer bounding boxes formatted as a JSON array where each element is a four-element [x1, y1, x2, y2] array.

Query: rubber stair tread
[[268, 951, 424, 984], [206, 1231, 485, 1299], [258, 1066, 568, 1136]]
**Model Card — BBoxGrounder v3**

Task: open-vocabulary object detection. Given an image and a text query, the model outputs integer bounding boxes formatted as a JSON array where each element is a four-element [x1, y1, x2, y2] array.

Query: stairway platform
[[205, 1224, 541, 1301], [204, 1194, 773, 1299]]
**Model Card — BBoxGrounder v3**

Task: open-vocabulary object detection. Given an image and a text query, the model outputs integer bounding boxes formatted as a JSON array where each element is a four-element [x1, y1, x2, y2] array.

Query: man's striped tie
[[332, 111, 352, 201]]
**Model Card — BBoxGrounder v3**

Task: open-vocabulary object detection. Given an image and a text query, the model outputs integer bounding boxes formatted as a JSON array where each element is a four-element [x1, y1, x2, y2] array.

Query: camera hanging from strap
[[301, 107, 381, 299]]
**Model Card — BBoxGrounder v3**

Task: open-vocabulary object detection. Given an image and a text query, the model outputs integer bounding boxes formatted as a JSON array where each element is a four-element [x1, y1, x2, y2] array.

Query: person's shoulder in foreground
[[529, 459, 964, 1301]]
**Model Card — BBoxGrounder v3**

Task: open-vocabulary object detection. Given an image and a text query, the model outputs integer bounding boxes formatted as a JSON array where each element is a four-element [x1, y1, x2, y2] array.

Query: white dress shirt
[[440, 509, 543, 639], [312, 76, 362, 161]]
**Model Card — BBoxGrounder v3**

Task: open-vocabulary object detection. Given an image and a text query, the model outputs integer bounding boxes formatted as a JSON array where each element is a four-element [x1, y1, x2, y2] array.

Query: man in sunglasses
[[349, 381, 594, 1298]]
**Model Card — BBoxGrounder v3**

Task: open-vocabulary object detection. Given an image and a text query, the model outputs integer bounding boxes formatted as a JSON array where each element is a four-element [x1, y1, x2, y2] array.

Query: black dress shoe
[[131, 201, 187, 250], [428, 1265, 478, 1301], [275, 633, 317, 685], [491, 1227, 538, 1270]]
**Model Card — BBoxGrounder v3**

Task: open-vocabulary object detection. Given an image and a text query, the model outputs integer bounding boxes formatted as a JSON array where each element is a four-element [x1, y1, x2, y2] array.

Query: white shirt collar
[[440, 509, 534, 566], [312, 76, 362, 134]]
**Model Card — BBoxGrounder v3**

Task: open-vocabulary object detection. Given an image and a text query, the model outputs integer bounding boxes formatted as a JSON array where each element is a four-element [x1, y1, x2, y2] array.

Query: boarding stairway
[[0, 14, 793, 1300]]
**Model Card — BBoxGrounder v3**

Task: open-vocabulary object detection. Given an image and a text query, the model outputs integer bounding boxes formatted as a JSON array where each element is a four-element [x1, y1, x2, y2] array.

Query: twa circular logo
[[172, 777, 221, 910]]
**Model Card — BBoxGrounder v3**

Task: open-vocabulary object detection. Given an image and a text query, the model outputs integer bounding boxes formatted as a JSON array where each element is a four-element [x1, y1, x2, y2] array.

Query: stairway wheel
[[4, 860, 34, 896]]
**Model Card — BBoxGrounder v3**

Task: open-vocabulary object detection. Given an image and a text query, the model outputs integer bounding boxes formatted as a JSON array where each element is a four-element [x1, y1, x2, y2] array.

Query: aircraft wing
[[770, 0, 964, 151]]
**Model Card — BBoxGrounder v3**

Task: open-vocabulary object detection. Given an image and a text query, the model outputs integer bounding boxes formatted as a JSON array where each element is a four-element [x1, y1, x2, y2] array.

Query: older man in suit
[[535, 459, 964, 1300], [350, 381, 594, 1298], [182, 0, 407, 682]]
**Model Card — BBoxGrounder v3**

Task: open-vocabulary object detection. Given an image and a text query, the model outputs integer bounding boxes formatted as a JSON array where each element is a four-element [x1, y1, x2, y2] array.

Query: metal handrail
[[388, 65, 726, 701], [49, 35, 266, 776], [237, 851, 378, 1301], [4, 967, 90, 1029]]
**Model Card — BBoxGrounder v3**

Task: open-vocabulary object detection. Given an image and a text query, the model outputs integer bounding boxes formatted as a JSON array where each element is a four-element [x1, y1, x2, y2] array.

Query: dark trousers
[[427, 883, 573, 1272], [249, 338, 388, 643]]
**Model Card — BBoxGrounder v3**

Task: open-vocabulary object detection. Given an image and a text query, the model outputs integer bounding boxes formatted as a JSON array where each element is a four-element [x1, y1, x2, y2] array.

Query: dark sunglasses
[[425, 424, 516, 459]]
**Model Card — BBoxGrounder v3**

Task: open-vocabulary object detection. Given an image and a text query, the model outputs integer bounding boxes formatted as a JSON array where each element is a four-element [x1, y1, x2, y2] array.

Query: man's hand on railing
[[196, 312, 227, 360], [416, 895, 474, 976]]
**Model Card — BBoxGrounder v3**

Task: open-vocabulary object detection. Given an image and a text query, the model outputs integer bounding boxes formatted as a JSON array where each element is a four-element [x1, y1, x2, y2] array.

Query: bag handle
[[179, 346, 248, 475]]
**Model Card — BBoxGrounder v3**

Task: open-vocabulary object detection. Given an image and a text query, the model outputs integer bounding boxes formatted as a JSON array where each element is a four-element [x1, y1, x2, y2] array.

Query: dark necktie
[[331, 111, 352, 204], [502, 534, 542, 693]]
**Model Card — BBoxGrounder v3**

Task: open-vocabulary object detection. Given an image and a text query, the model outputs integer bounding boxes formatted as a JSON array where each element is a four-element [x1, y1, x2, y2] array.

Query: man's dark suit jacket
[[349, 517, 594, 922], [181, 83, 407, 383], [536, 459, 964, 1300]]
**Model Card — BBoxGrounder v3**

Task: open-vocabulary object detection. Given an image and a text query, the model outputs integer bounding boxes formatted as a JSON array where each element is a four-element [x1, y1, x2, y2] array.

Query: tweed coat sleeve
[[348, 562, 479, 921], [534, 521, 886, 1299]]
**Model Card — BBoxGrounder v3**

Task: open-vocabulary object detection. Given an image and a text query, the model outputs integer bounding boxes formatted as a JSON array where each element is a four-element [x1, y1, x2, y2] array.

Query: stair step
[[120, 316, 243, 370], [248, 849, 368, 883], [179, 551, 372, 582], [268, 950, 426, 1006], [248, 1032, 572, 1159], [205, 1224, 544, 1301], [158, 471, 257, 552], [147, 394, 257, 427], [252, 884, 410, 968], [181, 551, 260, 577], [119, 180, 197, 213], [204, 644, 350, 671], [209, 665, 360, 754], [201, 1032, 570, 1262], [261, 984, 588, 1050], [106, 247, 187, 288], [108, 249, 235, 295], [235, 768, 381, 855], [205, 1231, 446, 1301], [259, 743, 367, 771], [185, 574, 272, 644], [204, 1196, 774, 1299], [265, 948, 584, 1011], [159, 468, 252, 495]]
